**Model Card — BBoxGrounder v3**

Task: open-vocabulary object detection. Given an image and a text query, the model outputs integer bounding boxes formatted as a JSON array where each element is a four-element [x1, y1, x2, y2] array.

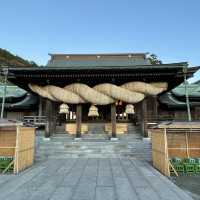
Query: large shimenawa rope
[[28, 82, 167, 105]]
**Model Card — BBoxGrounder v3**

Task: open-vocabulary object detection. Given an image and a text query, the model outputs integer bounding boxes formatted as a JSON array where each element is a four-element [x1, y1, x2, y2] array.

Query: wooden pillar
[[52, 102, 57, 132], [194, 107, 200, 120], [141, 98, 148, 137], [152, 96, 158, 121], [111, 103, 116, 138], [76, 104, 82, 138], [38, 96, 43, 117], [45, 99, 53, 138]]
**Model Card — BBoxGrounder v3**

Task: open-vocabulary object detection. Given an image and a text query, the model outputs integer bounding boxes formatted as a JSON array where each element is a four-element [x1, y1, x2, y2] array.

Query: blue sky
[[0, 0, 200, 74]]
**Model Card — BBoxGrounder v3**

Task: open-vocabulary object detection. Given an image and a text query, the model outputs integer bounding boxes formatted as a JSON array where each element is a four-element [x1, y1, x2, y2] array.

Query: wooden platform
[[157, 121, 200, 129], [65, 123, 128, 134]]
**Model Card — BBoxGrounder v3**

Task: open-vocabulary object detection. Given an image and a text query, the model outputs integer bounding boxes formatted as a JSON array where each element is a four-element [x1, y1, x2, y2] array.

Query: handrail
[[23, 116, 47, 125]]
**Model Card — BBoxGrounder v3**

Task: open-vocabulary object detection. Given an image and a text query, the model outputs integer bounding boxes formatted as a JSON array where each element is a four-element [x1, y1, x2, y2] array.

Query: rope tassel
[[125, 104, 135, 114], [88, 105, 99, 117], [59, 103, 69, 114]]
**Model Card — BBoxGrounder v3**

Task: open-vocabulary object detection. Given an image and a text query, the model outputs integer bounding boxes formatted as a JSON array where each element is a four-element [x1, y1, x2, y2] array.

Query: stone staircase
[[55, 124, 66, 133], [35, 123, 152, 161], [87, 123, 105, 134]]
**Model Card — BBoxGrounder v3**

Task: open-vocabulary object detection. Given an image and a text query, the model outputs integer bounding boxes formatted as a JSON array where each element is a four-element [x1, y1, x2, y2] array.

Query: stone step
[[37, 145, 152, 151], [35, 123, 152, 161], [36, 145, 152, 154], [37, 152, 152, 157], [36, 141, 151, 148], [35, 148, 152, 155], [35, 152, 152, 160], [37, 137, 143, 144], [55, 123, 142, 135], [36, 152, 152, 158], [40, 135, 142, 143], [36, 138, 151, 145], [36, 149, 151, 155], [35, 153, 152, 160]]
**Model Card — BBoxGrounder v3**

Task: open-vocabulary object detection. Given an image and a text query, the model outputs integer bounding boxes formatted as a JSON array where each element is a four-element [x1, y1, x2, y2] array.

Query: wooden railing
[[23, 116, 47, 126]]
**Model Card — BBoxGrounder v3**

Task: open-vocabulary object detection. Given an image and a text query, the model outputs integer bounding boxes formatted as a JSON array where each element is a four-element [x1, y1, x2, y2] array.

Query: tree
[[148, 54, 162, 65], [0, 48, 38, 67]]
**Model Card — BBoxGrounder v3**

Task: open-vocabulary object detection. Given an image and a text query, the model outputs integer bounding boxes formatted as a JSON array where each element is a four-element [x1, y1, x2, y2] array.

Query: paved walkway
[[0, 158, 193, 200]]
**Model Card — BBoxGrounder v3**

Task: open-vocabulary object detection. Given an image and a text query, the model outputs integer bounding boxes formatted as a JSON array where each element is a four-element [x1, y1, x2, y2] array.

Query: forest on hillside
[[0, 48, 38, 67], [0, 48, 38, 84]]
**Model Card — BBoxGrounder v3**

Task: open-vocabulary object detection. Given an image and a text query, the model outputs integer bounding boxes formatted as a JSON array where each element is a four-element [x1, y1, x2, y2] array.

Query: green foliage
[[148, 54, 162, 65], [0, 48, 38, 85], [0, 48, 38, 67]]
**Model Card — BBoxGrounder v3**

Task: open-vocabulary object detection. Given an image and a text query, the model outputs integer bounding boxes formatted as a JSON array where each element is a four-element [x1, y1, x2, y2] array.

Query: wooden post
[[185, 132, 189, 158], [52, 102, 57, 132], [194, 107, 200, 120], [164, 128, 170, 176], [141, 98, 148, 137], [111, 103, 116, 138], [45, 121, 50, 138], [45, 99, 53, 138], [152, 96, 158, 121], [76, 104, 82, 138], [38, 96, 43, 117]]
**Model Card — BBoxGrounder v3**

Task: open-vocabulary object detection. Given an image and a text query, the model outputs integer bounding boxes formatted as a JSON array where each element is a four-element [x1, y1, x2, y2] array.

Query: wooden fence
[[0, 124, 35, 174], [150, 122, 200, 176]]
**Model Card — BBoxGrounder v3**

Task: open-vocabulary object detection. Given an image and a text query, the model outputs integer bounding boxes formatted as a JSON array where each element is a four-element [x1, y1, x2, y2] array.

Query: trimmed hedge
[[170, 157, 200, 175], [0, 157, 14, 172]]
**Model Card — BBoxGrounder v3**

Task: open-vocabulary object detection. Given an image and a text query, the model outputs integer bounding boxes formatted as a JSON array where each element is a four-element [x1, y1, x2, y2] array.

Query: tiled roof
[[172, 83, 200, 97], [46, 59, 151, 68], [0, 86, 27, 98]]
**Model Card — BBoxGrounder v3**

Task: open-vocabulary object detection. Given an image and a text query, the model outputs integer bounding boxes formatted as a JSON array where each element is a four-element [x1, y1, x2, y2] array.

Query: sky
[[0, 0, 200, 80]]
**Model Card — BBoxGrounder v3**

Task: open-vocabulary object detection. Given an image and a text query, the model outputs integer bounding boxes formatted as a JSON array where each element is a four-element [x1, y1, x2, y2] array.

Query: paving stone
[[133, 159, 193, 200], [136, 187, 161, 200], [136, 159, 194, 200], [0, 175, 16, 186], [72, 185, 96, 200], [79, 176, 97, 187], [95, 186, 116, 200], [49, 186, 73, 200], [28, 175, 64, 200], [0, 165, 46, 199], [97, 175, 113, 186], [62, 173, 81, 186], [0, 158, 194, 200], [113, 177, 139, 200]]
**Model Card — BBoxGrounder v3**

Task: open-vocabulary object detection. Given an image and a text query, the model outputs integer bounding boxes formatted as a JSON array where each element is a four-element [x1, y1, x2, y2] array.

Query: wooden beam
[[38, 96, 43, 117], [111, 104, 116, 138], [152, 96, 158, 121], [45, 99, 53, 138], [141, 98, 148, 137], [76, 104, 82, 138]]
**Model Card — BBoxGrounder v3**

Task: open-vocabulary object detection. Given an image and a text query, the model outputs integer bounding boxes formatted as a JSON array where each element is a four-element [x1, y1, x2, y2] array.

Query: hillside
[[0, 48, 38, 67]]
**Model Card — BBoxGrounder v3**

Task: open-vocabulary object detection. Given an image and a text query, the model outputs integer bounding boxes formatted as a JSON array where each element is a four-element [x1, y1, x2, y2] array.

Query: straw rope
[[28, 81, 167, 105]]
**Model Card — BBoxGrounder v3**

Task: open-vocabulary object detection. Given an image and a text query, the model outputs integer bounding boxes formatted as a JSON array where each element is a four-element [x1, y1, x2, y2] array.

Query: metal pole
[[183, 66, 192, 122], [1, 68, 8, 118]]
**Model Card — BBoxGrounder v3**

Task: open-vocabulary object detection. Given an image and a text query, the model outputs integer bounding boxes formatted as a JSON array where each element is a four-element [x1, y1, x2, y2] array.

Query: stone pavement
[[0, 158, 194, 200]]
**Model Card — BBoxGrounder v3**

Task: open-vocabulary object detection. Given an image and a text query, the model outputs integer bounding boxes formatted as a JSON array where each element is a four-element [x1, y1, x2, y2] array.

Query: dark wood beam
[[45, 99, 53, 138], [38, 96, 43, 117], [153, 96, 158, 121], [76, 104, 82, 138], [141, 98, 148, 137], [111, 103, 116, 138]]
